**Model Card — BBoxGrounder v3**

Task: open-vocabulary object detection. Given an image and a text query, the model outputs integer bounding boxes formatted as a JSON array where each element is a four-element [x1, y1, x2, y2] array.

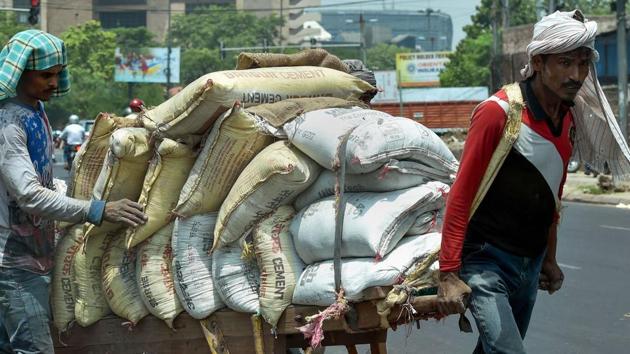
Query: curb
[[562, 194, 630, 206]]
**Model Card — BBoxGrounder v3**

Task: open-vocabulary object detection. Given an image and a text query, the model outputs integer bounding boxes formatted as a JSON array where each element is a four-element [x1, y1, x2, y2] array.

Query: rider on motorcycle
[[60, 114, 86, 170]]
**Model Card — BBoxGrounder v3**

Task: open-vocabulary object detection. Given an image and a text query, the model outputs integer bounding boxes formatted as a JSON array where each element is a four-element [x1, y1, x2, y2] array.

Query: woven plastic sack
[[73, 231, 112, 327], [236, 49, 349, 73], [283, 107, 391, 170], [101, 235, 149, 326], [51, 224, 84, 332], [125, 137, 199, 248], [253, 206, 305, 328], [68, 113, 139, 200], [172, 214, 224, 319], [136, 223, 183, 329], [291, 182, 449, 263], [292, 232, 442, 306], [173, 103, 274, 217], [213, 242, 261, 313], [406, 211, 440, 236], [86, 128, 152, 237], [294, 159, 435, 210], [346, 117, 460, 174], [141, 66, 376, 137], [214, 141, 321, 249]]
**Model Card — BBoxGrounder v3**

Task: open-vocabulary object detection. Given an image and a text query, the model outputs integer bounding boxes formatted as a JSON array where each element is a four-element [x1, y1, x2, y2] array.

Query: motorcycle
[[64, 144, 81, 170]]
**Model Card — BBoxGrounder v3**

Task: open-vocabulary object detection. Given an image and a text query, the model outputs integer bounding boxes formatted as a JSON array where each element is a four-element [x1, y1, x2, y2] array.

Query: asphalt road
[[328, 202, 630, 354], [53, 153, 630, 354]]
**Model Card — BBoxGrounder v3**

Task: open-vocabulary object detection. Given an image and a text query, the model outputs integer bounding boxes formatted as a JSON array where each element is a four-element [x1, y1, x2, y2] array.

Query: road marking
[[558, 263, 581, 270], [600, 225, 630, 232]]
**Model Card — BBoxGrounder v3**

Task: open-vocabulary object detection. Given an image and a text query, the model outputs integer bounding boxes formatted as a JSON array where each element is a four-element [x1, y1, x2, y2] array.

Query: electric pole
[[617, 0, 628, 140], [359, 13, 367, 64], [535, 0, 545, 20], [165, 0, 172, 99]]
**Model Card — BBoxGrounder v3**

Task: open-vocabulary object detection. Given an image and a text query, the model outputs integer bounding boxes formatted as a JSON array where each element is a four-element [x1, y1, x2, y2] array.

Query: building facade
[[315, 9, 453, 50], [236, 0, 321, 44], [28, 0, 318, 44]]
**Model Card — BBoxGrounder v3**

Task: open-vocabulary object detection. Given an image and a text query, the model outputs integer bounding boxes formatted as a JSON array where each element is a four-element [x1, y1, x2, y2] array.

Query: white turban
[[521, 10, 630, 180]]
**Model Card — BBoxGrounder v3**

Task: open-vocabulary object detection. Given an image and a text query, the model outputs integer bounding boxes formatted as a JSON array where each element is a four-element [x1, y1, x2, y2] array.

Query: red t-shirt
[[440, 82, 574, 272]]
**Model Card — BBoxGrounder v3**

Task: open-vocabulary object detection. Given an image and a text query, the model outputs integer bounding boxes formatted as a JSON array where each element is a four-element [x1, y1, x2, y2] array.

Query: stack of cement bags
[[50, 50, 455, 334]]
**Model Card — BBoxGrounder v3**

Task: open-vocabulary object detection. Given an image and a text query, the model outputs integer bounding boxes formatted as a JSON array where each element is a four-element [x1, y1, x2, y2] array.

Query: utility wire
[[34, 0, 386, 14]]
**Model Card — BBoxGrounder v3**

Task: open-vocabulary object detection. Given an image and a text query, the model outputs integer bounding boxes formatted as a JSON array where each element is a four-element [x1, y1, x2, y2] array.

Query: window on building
[[13, 0, 30, 23], [185, 0, 234, 14], [96, 0, 147, 5], [99, 11, 147, 28]]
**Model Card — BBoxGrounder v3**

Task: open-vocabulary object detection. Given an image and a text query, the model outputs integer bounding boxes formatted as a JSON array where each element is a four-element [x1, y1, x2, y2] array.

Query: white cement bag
[[101, 235, 149, 325], [291, 182, 449, 263], [283, 107, 391, 170], [172, 214, 224, 319], [136, 223, 183, 329], [214, 141, 321, 249], [292, 232, 442, 306], [253, 206, 305, 328], [346, 117, 459, 174], [294, 159, 436, 210], [406, 211, 439, 236], [212, 242, 261, 313], [141, 66, 376, 137]]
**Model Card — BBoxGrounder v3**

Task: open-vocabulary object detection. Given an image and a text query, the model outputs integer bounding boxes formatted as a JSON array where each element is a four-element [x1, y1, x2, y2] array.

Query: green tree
[[46, 21, 164, 127], [366, 43, 412, 71], [112, 27, 161, 49], [0, 12, 28, 45], [61, 21, 117, 81], [170, 5, 283, 84], [558, 0, 612, 15], [440, 0, 615, 88], [441, 0, 537, 88], [439, 32, 493, 87]]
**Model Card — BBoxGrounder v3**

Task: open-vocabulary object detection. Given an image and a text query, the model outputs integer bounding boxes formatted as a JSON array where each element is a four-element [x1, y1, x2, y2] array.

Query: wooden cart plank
[[53, 292, 437, 354]]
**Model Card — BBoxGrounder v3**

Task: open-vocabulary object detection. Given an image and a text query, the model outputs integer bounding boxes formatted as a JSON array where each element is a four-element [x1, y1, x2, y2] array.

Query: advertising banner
[[115, 47, 180, 83], [395, 52, 450, 87]]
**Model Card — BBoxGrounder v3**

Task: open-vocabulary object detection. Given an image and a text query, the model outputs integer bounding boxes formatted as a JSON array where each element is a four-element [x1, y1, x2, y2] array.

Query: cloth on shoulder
[[521, 10, 630, 180], [0, 30, 70, 101]]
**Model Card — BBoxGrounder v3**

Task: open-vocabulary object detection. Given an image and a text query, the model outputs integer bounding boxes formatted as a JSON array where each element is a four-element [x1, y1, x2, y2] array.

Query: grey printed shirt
[[0, 99, 91, 274]]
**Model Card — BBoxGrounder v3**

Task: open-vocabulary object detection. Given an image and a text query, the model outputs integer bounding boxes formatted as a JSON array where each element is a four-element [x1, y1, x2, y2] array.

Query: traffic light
[[28, 0, 40, 26]]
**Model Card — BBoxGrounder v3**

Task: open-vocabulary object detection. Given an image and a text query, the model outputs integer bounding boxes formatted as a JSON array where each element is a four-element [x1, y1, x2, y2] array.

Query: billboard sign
[[115, 47, 180, 83], [395, 52, 450, 87]]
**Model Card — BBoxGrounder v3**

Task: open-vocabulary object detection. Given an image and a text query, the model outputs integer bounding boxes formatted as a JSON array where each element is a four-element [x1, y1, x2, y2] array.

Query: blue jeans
[[0, 268, 53, 354], [460, 241, 545, 354]]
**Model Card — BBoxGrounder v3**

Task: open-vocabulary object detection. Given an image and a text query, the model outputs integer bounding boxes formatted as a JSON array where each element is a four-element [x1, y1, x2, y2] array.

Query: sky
[[320, 0, 483, 48]]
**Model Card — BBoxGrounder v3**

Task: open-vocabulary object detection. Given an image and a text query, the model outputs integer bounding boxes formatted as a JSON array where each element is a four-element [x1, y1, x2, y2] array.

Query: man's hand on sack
[[103, 199, 147, 228], [437, 271, 472, 316], [539, 258, 564, 294]]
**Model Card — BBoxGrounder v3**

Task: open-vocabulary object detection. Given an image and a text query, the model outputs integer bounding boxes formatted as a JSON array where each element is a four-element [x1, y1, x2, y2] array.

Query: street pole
[[359, 13, 367, 64], [536, 0, 546, 20], [617, 0, 628, 141], [491, 0, 498, 90], [165, 0, 172, 100], [548, 0, 556, 13], [502, 0, 509, 28]]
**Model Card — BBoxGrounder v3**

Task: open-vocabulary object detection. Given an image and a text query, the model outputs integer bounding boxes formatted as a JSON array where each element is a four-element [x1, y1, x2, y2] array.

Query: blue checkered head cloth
[[0, 29, 70, 100]]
